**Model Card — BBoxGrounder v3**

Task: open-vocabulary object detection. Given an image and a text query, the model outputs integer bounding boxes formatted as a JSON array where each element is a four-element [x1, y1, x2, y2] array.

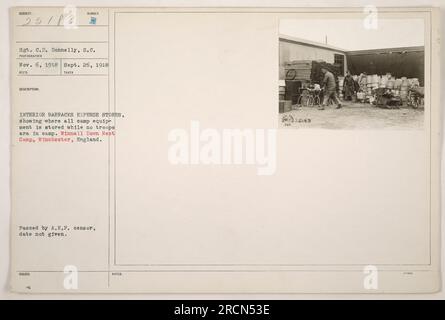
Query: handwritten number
[[22, 18, 31, 26]]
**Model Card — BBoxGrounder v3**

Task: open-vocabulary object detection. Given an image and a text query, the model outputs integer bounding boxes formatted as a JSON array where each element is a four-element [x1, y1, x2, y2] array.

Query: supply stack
[[353, 73, 423, 108]]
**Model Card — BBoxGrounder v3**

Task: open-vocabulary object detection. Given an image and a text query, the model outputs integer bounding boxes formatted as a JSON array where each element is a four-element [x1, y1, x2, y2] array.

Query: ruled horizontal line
[[16, 57, 108, 59], [16, 41, 108, 43], [17, 74, 108, 76], [16, 25, 108, 27], [16, 270, 433, 273]]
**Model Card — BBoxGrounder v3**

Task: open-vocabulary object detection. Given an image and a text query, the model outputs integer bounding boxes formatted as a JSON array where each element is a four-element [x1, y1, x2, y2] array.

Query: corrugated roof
[[279, 34, 347, 53], [279, 34, 424, 56], [347, 46, 425, 55]]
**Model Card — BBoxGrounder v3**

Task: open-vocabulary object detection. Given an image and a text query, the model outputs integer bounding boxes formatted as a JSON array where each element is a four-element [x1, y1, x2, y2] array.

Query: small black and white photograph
[[279, 18, 425, 129]]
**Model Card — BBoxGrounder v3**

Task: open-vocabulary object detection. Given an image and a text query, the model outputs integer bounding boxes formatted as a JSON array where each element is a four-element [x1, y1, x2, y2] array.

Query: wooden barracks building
[[279, 34, 424, 85]]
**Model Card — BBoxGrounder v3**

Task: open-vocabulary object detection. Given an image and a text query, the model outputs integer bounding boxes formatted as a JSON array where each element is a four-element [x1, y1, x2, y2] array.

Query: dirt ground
[[279, 101, 424, 130]]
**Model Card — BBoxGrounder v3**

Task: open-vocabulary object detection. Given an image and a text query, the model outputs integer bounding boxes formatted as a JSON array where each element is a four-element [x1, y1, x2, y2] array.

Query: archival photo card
[[9, 7, 441, 293]]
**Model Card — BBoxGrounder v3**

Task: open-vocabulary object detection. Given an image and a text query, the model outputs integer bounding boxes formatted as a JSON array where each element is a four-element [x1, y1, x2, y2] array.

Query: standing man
[[343, 70, 356, 101], [320, 67, 342, 110]]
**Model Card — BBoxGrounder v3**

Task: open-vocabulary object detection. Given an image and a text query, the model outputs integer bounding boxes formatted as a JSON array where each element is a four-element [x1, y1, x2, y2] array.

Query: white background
[[1, 0, 444, 299]]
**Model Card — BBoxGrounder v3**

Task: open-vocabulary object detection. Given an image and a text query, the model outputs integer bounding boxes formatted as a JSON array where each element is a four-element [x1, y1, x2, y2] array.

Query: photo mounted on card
[[278, 14, 426, 129], [10, 7, 440, 293]]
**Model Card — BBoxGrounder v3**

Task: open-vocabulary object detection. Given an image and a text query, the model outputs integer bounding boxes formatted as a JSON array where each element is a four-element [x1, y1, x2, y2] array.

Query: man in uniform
[[319, 67, 342, 110]]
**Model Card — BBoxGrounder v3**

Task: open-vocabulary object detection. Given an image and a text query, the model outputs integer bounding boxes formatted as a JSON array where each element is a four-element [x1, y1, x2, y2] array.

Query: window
[[334, 54, 345, 76]]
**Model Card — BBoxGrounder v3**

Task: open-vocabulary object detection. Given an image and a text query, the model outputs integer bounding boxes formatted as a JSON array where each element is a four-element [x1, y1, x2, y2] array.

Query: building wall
[[279, 40, 347, 79]]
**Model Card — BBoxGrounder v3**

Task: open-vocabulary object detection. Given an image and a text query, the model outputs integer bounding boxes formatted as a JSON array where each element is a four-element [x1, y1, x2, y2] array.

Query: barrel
[[400, 90, 408, 101], [357, 92, 365, 100], [361, 76, 367, 85], [386, 79, 395, 89], [284, 80, 301, 100], [401, 81, 409, 89], [400, 78, 409, 101], [401, 77, 409, 87], [410, 78, 420, 87], [380, 75, 388, 88]]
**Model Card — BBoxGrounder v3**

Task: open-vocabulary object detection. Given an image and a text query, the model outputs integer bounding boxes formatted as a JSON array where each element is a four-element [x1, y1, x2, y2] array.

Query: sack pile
[[355, 73, 421, 102]]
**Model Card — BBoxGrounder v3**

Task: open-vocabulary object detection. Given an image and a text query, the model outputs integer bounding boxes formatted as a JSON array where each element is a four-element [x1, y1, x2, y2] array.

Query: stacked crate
[[283, 60, 312, 109], [284, 60, 313, 81]]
